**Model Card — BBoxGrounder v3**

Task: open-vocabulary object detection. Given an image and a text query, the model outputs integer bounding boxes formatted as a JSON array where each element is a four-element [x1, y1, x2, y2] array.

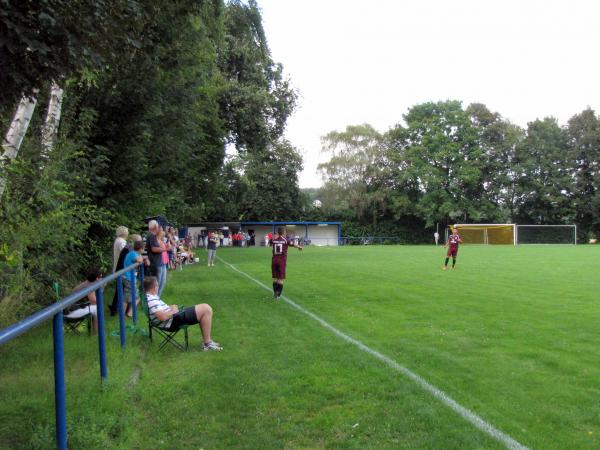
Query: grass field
[[1, 244, 599, 449]]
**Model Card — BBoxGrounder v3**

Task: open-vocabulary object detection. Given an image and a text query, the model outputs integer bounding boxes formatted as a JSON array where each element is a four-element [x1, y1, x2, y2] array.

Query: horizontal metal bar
[[516, 225, 576, 227], [0, 263, 141, 346]]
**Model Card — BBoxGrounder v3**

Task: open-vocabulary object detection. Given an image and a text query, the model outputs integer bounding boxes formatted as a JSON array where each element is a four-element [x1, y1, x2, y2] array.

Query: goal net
[[515, 225, 577, 245], [452, 224, 516, 245]]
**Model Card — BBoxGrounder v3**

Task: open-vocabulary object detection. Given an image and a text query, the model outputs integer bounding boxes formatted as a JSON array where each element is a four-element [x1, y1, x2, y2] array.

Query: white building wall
[[240, 224, 339, 246], [307, 224, 339, 246]]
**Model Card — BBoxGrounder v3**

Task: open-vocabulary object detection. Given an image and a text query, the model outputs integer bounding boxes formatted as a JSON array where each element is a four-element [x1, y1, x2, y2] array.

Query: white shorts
[[65, 305, 97, 318]]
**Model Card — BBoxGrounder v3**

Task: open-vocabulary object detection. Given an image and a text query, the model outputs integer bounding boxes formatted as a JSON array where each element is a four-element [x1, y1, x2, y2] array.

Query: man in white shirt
[[143, 276, 222, 351]]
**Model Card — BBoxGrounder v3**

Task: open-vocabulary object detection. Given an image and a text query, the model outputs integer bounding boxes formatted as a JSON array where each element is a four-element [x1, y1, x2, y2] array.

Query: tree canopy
[[0, 0, 301, 321], [315, 101, 600, 241]]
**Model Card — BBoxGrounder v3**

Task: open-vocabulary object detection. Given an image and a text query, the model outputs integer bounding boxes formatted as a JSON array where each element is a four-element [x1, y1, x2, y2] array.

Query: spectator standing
[[167, 228, 178, 270], [122, 240, 145, 316], [113, 226, 129, 273], [223, 229, 230, 247], [110, 233, 143, 315], [158, 227, 170, 294], [145, 220, 166, 291], [207, 231, 218, 266], [218, 231, 224, 247]]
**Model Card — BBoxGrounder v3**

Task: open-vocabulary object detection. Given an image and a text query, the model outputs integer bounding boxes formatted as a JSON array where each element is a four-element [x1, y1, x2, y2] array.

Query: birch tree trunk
[[0, 90, 39, 199], [41, 81, 64, 161]]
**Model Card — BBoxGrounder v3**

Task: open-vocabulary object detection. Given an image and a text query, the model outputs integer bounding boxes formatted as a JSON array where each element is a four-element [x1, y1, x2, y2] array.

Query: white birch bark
[[0, 90, 39, 198], [41, 81, 64, 160]]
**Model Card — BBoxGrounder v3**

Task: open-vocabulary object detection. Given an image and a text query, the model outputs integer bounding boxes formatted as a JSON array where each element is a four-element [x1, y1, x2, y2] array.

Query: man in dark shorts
[[143, 276, 222, 351], [443, 227, 462, 270], [271, 227, 303, 299]]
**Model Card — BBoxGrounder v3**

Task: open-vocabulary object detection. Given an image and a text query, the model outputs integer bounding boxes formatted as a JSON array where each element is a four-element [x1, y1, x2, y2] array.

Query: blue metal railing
[[0, 262, 143, 450]]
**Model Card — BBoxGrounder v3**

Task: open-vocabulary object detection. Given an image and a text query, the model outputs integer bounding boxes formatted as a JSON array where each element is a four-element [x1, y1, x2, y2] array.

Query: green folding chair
[[63, 309, 92, 335], [55, 281, 92, 335], [140, 291, 189, 351]]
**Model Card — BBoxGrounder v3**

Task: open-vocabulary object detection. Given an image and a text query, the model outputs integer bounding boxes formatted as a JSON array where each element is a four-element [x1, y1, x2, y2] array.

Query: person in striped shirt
[[143, 276, 222, 351]]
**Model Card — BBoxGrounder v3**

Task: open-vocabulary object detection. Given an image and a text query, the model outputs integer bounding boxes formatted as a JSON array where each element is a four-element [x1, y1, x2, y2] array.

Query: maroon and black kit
[[445, 233, 461, 268], [271, 235, 294, 298]]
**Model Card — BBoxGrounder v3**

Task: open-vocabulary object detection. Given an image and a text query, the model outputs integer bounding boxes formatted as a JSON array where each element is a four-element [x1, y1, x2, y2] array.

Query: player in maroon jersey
[[443, 227, 462, 270], [271, 227, 303, 299]]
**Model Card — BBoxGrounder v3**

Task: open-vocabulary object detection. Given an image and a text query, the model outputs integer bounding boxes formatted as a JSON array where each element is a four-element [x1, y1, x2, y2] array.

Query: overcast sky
[[257, 0, 600, 188]]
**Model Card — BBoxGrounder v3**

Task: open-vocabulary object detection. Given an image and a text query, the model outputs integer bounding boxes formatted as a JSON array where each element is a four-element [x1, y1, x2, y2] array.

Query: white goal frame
[[450, 223, 517, 245], [515, 224, 577, 245]]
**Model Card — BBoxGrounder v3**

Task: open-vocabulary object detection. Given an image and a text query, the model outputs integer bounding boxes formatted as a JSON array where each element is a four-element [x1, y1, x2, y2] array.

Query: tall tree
[[241, 139, 304, 221], [397, 100, 492, 226], [318, 124, 385, 222], [516, 118, 573, 223], [565, 108, 600, 236], [467, 103, 525, 221], [217, 0, 296, 153]]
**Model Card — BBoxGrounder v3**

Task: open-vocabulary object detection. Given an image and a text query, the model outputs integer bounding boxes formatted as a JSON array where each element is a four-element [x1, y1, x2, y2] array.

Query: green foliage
[[319, 124, 387, 223], [516, 117, 573, 223], [0, 0, 300, 321], [0, 122, 109, 320], [217, 0, 297, 152], [396, 100, 492, 226], [0, 0, 147, 105], [241, 140, 305, 221], [320, 102, 600, 241], [566, 108, 600, 236]]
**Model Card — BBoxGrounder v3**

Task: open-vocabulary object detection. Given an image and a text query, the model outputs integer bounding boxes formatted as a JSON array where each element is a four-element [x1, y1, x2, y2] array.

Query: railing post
[[52, 312, 67, 450], [116, 276, 126, 349], [96, 287, 108, 382], [130, 270, 138, 326]]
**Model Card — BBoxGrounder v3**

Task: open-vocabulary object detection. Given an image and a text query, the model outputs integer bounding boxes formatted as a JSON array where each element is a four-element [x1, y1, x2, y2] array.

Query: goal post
[[515, 225, 577, 245], [452, 224, 516, 245]]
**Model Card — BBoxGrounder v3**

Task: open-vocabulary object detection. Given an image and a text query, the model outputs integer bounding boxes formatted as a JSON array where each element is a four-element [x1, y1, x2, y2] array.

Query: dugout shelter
[[184, 221, 342, 246]]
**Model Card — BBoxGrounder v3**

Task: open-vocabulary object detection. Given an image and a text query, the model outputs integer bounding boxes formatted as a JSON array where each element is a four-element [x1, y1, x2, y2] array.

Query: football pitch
[[1, 244, 599, 449], [212, 244, 600, 449]]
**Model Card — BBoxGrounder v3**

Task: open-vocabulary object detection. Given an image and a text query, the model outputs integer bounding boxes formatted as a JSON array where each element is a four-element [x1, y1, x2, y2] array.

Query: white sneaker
[[203, 341, 222, 351]]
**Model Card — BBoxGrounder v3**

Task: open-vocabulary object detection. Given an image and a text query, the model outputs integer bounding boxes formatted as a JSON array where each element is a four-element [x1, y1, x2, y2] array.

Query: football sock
[[452, 258, 456, 267], [444, 257, 449, 266], [278, 284, 284, 296], [272, 282, 277, 294]]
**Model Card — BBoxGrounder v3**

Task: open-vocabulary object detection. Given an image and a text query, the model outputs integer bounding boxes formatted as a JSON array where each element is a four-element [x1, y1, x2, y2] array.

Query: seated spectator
[[180, 244, 195, 264], [143, 276, 222, 351], [64, 268, 102, 333]]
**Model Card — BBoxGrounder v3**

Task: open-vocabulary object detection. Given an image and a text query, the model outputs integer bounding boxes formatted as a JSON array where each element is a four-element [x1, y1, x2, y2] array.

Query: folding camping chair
[[141, 291, 189, 351], [54, 281, 91, 335], [63, 308, 92, 335]]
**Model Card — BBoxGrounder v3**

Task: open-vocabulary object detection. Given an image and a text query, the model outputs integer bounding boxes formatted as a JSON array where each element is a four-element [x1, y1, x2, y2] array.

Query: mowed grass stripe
[[219, 254, 529, 450], [217, 245, 600, 449], [2, 245, 598, 448], [128, 259, 506, 449]]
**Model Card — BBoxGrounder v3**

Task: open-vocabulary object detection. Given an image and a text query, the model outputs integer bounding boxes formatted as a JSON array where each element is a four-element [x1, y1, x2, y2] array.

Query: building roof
[[186, 221, 341, 228], [240, 221, 341, 226]]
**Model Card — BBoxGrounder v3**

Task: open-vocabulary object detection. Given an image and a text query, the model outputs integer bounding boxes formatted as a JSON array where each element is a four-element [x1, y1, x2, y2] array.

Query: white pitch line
[[218, 256, 529, 450]]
